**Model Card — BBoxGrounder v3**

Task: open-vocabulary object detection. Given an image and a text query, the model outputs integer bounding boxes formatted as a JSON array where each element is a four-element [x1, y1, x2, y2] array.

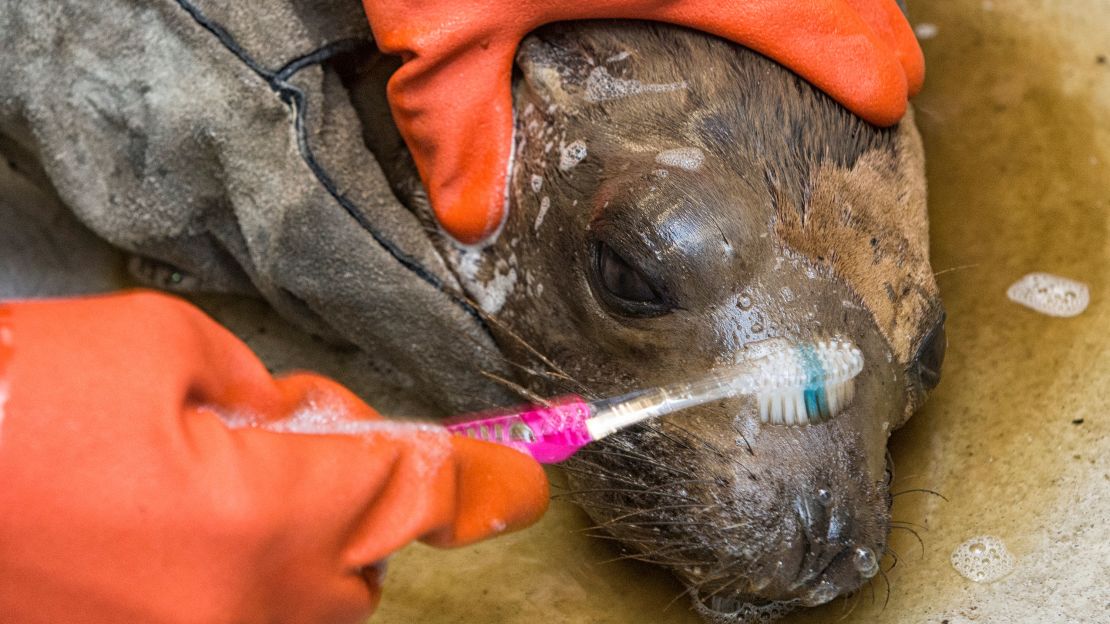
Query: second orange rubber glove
[[0, 291, 548, 624]]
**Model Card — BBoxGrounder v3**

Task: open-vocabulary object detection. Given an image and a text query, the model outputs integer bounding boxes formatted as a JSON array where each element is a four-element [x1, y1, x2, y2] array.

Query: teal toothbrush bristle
[[799, 344, 829, 421], [757, 339, 863, 426]]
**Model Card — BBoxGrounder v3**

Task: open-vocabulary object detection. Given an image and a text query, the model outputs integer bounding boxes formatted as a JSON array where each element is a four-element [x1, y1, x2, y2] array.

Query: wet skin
[[351, 20, 946, 618]]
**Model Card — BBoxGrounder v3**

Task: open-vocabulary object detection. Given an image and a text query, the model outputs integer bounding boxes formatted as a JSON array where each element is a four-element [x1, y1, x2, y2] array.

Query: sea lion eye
[[591, 241, 671, 316]]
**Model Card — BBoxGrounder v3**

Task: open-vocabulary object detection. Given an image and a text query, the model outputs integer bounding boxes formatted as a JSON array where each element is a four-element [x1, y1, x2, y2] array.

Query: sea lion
[[1, 3, 945, 617], [345, 20, 946, 618]]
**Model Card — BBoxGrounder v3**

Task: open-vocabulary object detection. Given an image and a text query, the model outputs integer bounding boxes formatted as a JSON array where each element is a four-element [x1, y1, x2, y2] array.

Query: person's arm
[[0, 291, 547, 624]]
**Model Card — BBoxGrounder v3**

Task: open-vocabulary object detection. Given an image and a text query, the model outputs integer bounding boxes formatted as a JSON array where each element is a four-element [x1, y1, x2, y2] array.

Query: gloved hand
[[0, 291, 548, 624], [362, 0, 924, 244]]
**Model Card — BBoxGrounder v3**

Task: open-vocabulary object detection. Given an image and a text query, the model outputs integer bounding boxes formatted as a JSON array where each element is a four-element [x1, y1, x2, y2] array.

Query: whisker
[[663, 583, 699, 612], [574, 447, 698, 479], [890, 472, 924, 485], [476, 311, 593, 396], [578, 532, 704, 551], [479, 370, 551, 405], [696, 571, 749, 605], [640, 421, 698, 452], [557, 463, 651, 490], [890, 519, 928, 531], [554, 480, 719, 511], [597, 546, 712, 567], [451, 314, 593, 398], [933, 263, 980, 278], [889, 526, 926, 558], [836, 592, 861, 622], [891, 488, 949, 502], [883, 545, 902, 572], [595, 503, 719, 526], [552, 487, 693, 501], [879, 568, 891, 612], [735, 431, 754, 456], [601, 519, 719, 529], [563, 500, 642, 517], [666, 421, 730, 459]]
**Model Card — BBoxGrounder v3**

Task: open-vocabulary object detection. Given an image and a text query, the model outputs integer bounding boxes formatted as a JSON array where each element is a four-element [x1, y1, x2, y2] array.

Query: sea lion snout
[[739, 484, 884, 606], [701, 396, 893, 604]]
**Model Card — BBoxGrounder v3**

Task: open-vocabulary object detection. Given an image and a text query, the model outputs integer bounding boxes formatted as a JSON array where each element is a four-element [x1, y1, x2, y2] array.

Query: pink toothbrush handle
[[444, 396, 593, 464]]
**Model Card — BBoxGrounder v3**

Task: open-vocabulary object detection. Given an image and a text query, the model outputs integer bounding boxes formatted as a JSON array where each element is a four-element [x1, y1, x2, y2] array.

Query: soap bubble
[[951, 535, 1015, 583], [655, 146, 705, 172], [914, 22, 940, 40], [1006, 272, 1089, 317], [558, 140, 588, 170], [816, 488, 833, 506], [852, 546, 880, 579]]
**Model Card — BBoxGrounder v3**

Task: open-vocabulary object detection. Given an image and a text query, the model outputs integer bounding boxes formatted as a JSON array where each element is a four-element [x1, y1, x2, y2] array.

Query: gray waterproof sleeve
[[0, 0, 515, 411]]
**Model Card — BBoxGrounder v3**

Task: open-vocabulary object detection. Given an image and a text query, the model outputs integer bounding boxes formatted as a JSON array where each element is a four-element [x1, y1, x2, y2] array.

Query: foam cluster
[[1006, 272, 1089, 317], [694, 595, 797, 624], [950, 535, 1015, 583]]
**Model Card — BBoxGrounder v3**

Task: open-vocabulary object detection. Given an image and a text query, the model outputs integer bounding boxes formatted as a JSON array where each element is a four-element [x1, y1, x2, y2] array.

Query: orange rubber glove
[[0, 291, 548, 624], [362, 0, 924, 244]]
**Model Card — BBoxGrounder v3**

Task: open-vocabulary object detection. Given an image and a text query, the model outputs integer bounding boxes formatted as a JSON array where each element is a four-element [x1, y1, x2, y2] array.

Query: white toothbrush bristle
[[792, 390, 806, 426], [755, 339, 864, 427]]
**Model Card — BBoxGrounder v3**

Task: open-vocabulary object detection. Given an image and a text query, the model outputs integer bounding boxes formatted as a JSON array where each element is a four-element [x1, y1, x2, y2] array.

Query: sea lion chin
[[351, 19, 946, 619]]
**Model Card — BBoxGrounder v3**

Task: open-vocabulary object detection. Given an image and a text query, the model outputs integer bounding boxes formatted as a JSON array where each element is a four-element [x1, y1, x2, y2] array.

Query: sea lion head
[[446, 21, 946, 616]]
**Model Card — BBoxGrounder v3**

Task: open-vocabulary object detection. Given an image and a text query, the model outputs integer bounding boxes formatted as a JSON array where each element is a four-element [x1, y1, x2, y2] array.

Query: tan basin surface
[[1, 0, 1106, 623]]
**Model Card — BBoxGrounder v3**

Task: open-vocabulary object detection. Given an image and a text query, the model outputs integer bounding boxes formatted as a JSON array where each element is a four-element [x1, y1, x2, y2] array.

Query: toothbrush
[[445, 339, 864, 464]]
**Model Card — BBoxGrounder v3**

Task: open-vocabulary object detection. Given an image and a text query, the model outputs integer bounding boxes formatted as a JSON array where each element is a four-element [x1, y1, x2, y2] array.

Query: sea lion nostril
[[915, 314, 947, 391]]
